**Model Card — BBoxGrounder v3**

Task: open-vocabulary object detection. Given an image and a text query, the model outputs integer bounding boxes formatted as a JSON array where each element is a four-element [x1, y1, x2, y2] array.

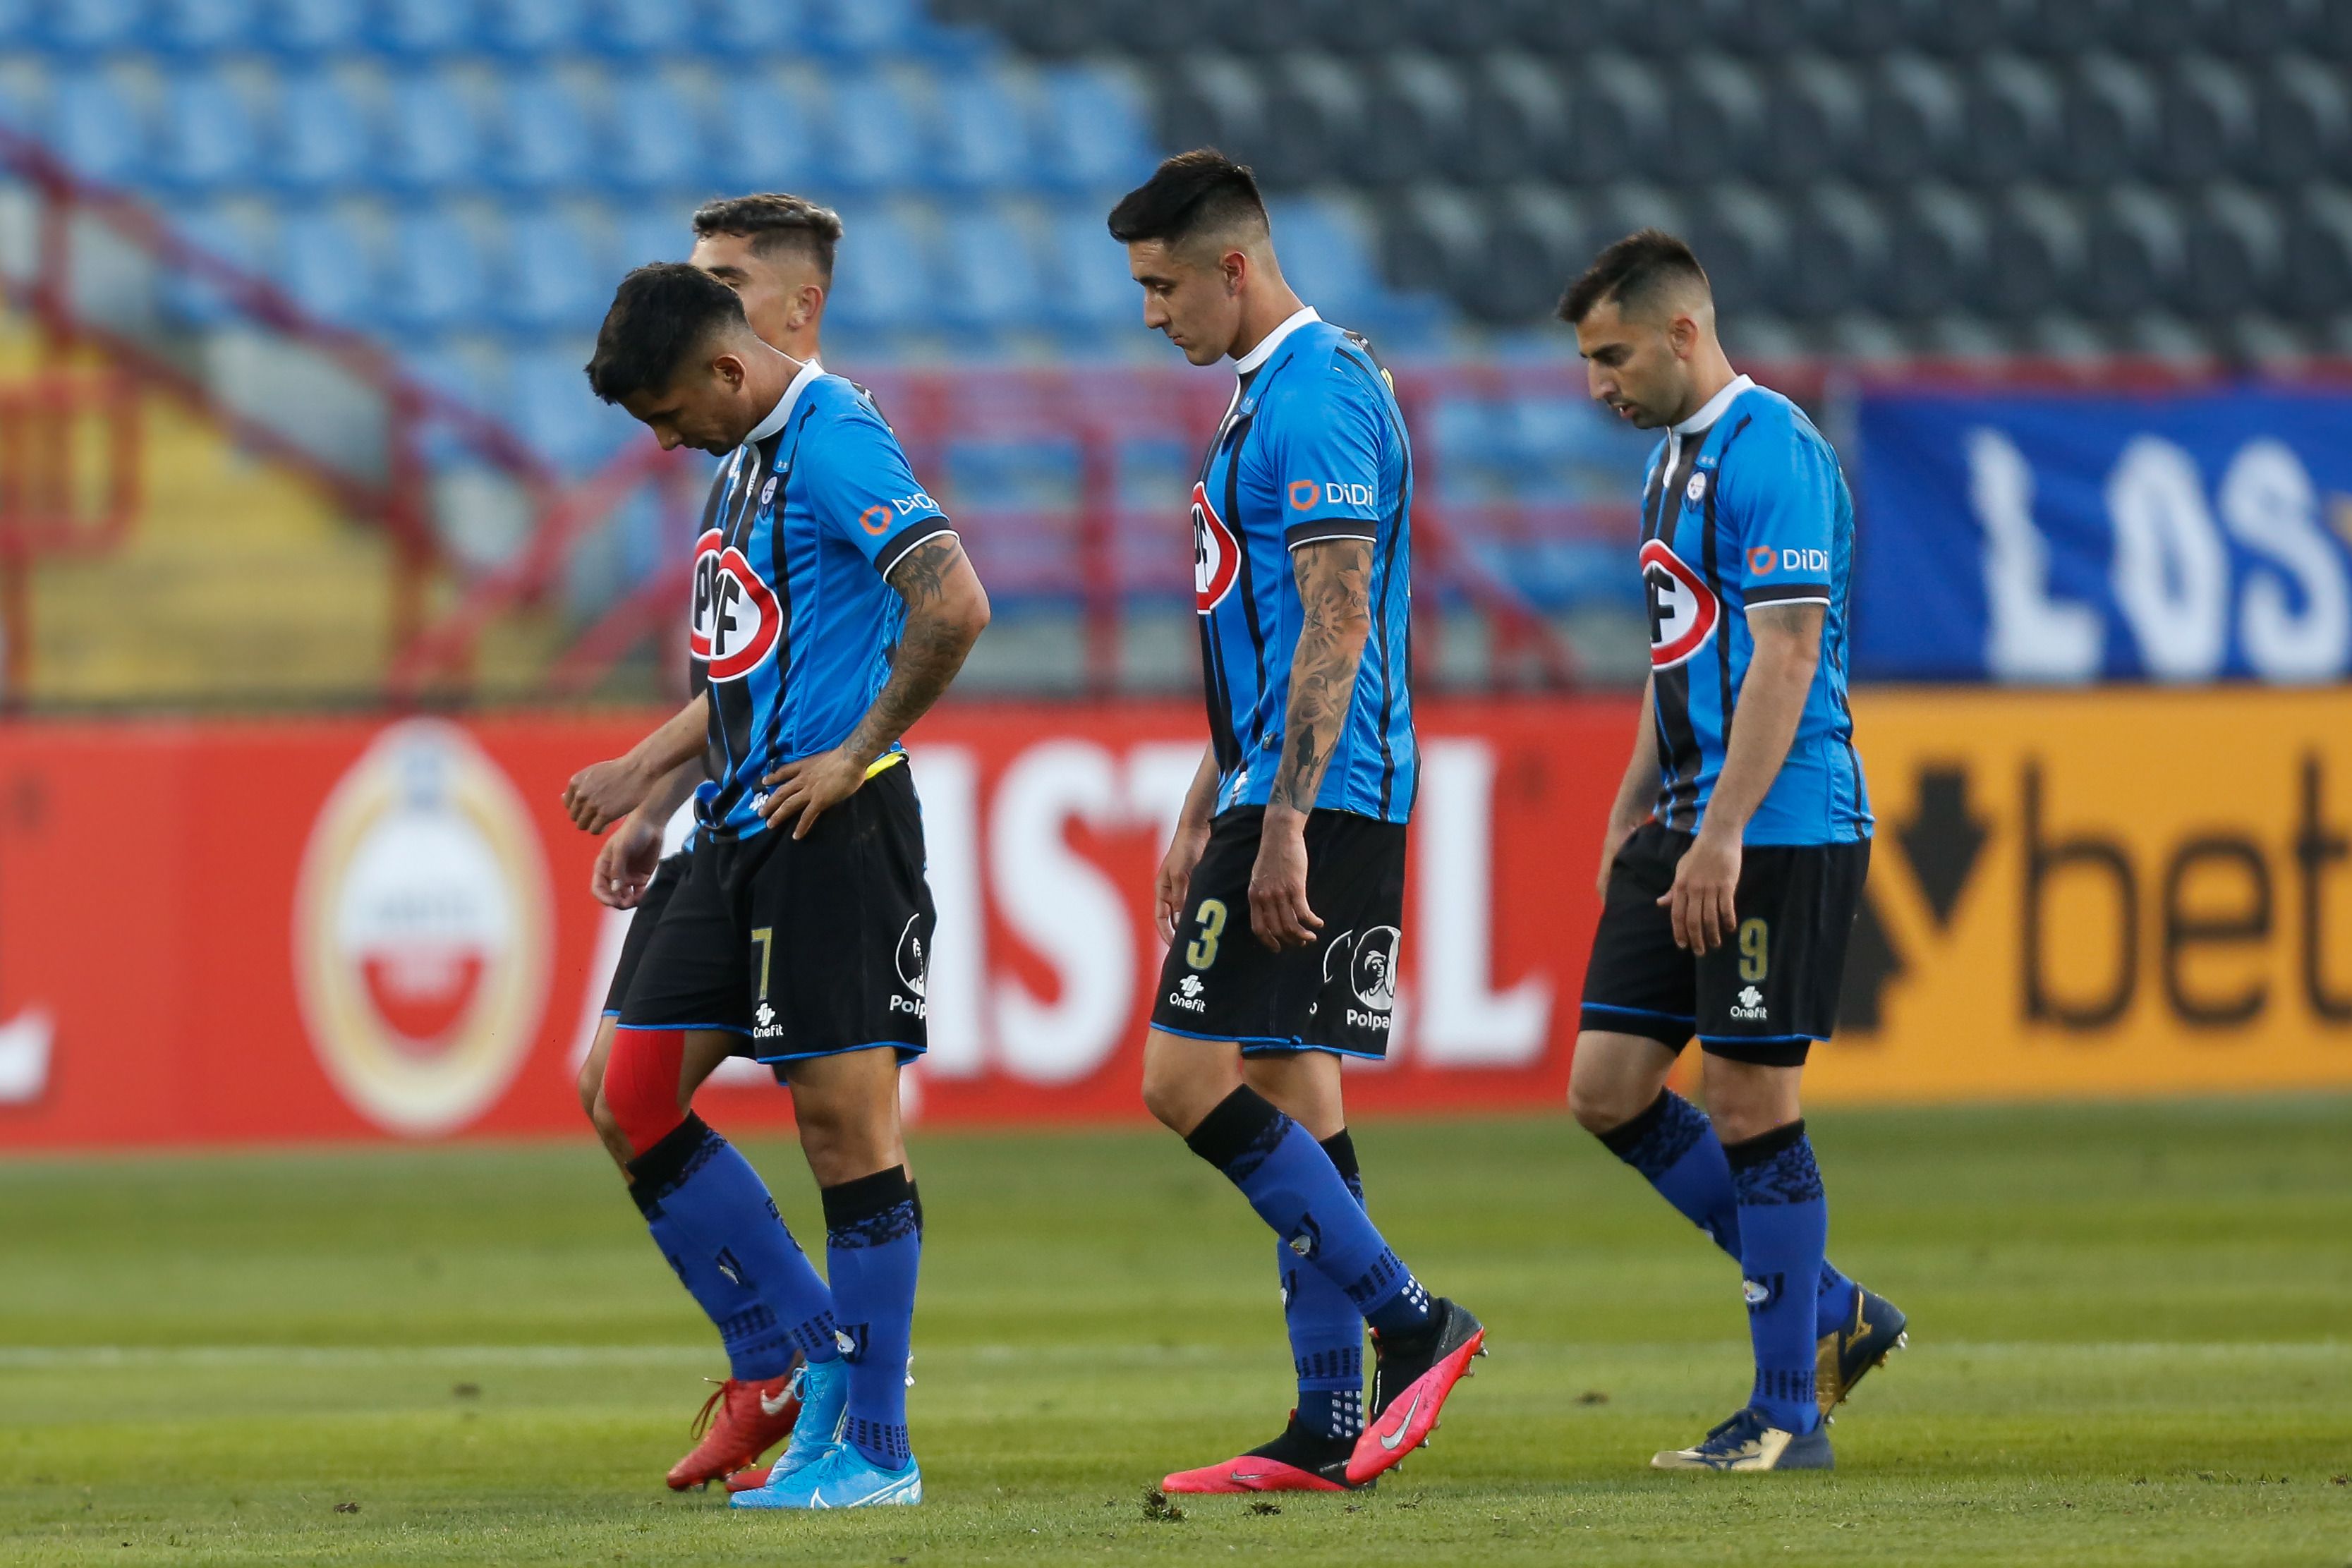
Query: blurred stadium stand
[[0, 0, 2344, 705]]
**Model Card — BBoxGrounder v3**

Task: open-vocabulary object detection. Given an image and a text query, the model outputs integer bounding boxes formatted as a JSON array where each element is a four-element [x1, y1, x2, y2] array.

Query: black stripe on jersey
[[698, 446, 758, 818], [1196, 399, 1244, 777], [704, 432, 785, 835], [1229, 353, 1306, 752], [1647, 439, 1706, 832], [1335, 338, 1409, 819], [1702, 414, 1753, 762], [751, 411, 820, 799], [1747, 582, 1835, 607], [871, 519, 952, 582]]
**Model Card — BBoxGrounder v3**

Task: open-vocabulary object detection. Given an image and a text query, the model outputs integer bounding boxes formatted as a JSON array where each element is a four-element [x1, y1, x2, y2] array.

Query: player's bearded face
[[1575, 303, 1687, 430], [619, 364, 758, 456], [1127, 241, 1242, 367]]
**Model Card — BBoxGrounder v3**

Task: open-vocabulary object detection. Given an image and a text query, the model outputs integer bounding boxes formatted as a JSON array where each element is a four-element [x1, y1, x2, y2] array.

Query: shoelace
[[1697, 1409, 1766, 1454], [687, 1378, 736, 1441]]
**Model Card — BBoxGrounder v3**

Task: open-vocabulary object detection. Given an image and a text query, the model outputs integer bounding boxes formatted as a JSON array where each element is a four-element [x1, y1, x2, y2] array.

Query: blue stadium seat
[[154, 70, 262, 193], [1042, 205, 1134, 332], [589, 0, 686, 57], [803, 0, 933, 61], [821, 68, 928, 193], [613, 202, 692, 271], [931, 71, 1029, 191], [154, 0, 261, 54], [277, 210, 379, 329], [825, 209, 938, 332], [483, 0, 585, 55], [0, 0, 35, 49], [935, 208, 1043, 329], [386, 209, 491, 332], [700, 0, 810, 56], [490, 73, 595, 192], [382, 73, 483, 192], [269, 75, 373, 192], [42, 0, 145, 56], [372, 0, 480, 58], [498, 208, 602, 332], [262, 0, 368, 54], [511, 344, 634, 468], [708, 75, 823, 190], [48, 71, 147, 186], [607, 79, 703, 194], [166, 200, 273, 325], [1032, 63, 1154, 193]]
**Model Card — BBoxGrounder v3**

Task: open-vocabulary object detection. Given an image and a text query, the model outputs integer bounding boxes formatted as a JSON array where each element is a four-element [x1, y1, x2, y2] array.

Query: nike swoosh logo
[[1378, 1385, 1427, 1450], [1229, 1471, 1272, 1483], [760, 1392, 793, 1416]]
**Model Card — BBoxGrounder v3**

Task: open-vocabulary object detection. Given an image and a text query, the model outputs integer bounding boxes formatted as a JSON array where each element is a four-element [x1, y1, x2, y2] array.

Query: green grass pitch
[[3, 1096, 2349, 1565]]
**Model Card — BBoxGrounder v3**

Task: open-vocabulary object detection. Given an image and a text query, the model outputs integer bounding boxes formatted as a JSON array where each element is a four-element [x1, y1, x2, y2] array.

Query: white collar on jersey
[[1672, 372, 1756, 437], [743, 354, 825, 446], [1233, 305, 1321, 375]]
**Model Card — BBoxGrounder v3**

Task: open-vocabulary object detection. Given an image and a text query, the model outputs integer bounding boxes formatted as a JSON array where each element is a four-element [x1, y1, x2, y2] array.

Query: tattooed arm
[[1249, 538, 1374, 950], [760, 534, 991, 838]]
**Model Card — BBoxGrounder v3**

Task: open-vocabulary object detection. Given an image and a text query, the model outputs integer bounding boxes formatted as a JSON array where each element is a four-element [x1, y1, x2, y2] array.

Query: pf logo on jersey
[[1192, 480, 1239, 613], [1640, 538, 1720, 669], [691, 528, 783, 681]]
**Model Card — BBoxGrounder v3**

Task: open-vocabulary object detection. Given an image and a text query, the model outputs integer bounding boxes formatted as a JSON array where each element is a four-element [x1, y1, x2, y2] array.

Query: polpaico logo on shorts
[[892, 914, 930, 1019], [1323, 925, 1401, 1033], [293, 720, 552, 1137]]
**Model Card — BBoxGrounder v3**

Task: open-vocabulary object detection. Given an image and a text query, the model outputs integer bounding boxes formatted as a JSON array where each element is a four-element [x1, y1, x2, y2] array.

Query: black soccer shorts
[[615, 759, 936, 1064], [1150, 804, 1407, 1059], [1579, 820, 1871, 1066], [600, 848, 691, 1017]]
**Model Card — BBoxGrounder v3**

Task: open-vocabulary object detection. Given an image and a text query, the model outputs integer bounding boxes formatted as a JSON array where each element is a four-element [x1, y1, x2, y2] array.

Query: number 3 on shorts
[[1185, 899, 1227, 971]]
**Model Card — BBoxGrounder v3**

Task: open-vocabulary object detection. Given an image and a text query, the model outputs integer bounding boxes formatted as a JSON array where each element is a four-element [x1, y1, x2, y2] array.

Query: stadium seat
[[821, 68, 929, 193], [48, 70, 147, 186], [589, 0, 681, 59], [1572, 56, 1670, 181], [262, 0, 369, 55], [2174, 188, 2279, 319], [382, 73, 483, 193], [1352, 56, 1468, 188], [277, 210, 380, 329], [153, 69, 262, 193], [2273, 195, 2352, 319], [1781, 190, 1884, 322], [612, 203, 691, 271], [165, 200, 274, 325], [372, 0, 480, 59], [1459, 56, 1567, 187], [269, 75, 374, 193], [2246, 59, 2351, 190], [931, 70, 1031, 192], [41, 0, 145, 57], [605, 79, 703, 194], [1979, 190, 2078, 321], [490, 74, 597, 193], [511, 343, 633, 468], [1668, 57, 1765, 187], [1154, 57, 1268, 174], [2059, 58, 2160, 189], [2155, 60, 2253, 186], [1683, 188, 1790, 319], [2075, 190, 2179, 320], [1041, 204, 1136, 332], [1855, 57, 1963, 189], [700, 0, 811, 57], [497, 208, 604, 333], [1756, 60, 1862, 189], [708, 74, 823, 192], [483, 0, 586, 56], [385, 209, 492, 333], [936, 208, 1045, 329], [154, 0, 262, 54], [1031, 63, 1155, 193], [1253, 54, 1366, 188], [824, 208, 938, 333], [1463, 189, 1577, 325], [1877, 190, 1981, 320], [1964, 56, 2063, 188]]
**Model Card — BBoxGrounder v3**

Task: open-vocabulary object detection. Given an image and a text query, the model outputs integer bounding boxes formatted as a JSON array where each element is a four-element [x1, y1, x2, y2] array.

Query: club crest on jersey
[[690, 528, 783, 682], [1640, 538, 1720, 669], [1686, 469, 1709, 504], [1192, 480, 1239, 613]]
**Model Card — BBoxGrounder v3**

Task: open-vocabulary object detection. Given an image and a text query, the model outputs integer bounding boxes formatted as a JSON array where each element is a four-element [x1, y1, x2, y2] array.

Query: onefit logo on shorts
[[294, 719, 552, 1138], [1731, 983, 1770, 1021], [1165, 973, 1208, 1013], [891, 915, 930, 1019]]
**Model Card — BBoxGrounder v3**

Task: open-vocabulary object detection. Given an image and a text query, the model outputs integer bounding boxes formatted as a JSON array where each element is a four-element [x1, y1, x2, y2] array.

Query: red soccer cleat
[[665, 1369, 801, 1491], [723, 1464, 772, 1493], [1163, 1415, 1368, 1494], [1347, 1299, 1486, 1486]]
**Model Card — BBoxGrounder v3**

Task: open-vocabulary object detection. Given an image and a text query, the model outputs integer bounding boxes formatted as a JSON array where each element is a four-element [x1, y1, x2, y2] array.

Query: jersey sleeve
[[1730, 417, 1839, 608], [806, 400, 956, 581], [1268, 358, 1390, 551]]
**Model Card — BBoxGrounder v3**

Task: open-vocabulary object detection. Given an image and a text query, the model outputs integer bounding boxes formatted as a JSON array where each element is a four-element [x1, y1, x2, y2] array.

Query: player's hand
[[1596, 815, 1642, 902], [1247, 808, 1323, 952], [590, 810, 666, 910], [1153, 820, 1213, 944], [564, 755, 653, 834], [1661, 826, 1741, 954], [760, 748, 869, 839]]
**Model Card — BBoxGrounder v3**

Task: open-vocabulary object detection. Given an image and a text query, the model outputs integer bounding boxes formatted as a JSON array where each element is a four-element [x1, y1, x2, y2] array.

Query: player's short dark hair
[[691, 192, 845, 280], [1558, 229, 1712, 325], [1106, 149, 1268, 251], [584, 262, 749, 404]]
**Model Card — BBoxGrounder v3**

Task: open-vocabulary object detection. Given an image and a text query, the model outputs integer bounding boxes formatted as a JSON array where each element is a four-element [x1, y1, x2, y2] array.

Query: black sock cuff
[[1184, 1086, 1285, 1172], [1595, 1090, 1673, 1157], [1318, 1129, 1360, 1187], [1722, 1117, 1807, 1171], [821, 1165, 920, 1245], [624, 1113, 717, 1212]]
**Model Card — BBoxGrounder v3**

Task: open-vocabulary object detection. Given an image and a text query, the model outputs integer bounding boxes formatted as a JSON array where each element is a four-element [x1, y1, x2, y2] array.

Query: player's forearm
[[1699, 606, 1821, 840], [625, 693, 710, 785], [1608, 675, 1661, 832], [841, 536, 990, 767], [1266, 540, 1374, 823], [1176, 745, 1220, 835], [634, 758, 703, 828]]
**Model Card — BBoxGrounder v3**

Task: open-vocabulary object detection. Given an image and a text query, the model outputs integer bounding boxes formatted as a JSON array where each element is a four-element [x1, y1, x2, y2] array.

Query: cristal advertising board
[[0, 691, 2344, 1153]]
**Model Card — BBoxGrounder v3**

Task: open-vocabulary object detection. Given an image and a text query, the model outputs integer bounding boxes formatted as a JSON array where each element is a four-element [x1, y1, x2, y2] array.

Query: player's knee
[[1568, 1038, 1651, 1135], [602, 1028, 688, 1154], [574, 1048, 605, 1122]]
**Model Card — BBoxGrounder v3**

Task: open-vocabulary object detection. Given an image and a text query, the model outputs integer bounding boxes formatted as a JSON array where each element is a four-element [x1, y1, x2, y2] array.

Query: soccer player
[[1107, 150, 1484, 1495], [568, 260, 989, 1509], [1559, 231, 1905, 1472], [569, 193, 854, 1493]]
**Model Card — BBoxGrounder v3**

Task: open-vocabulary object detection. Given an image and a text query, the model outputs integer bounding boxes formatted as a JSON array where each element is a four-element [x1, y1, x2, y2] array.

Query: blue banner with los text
[[1853, 389, 2352, 683]]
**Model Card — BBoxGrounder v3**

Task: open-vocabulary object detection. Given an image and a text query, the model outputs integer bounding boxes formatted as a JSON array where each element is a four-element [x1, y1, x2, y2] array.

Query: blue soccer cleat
[[1817, 1284, 1909, 1418], [730, 1440, 922, 1509], [747, 1356, 847, 1491], [1651, 1406, 1833, 1471]]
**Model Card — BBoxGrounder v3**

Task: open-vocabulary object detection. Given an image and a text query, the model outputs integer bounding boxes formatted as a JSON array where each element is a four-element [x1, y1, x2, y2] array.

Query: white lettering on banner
[[2219, 439, 2351, 682], [1127, 741, 1211, 853], [2107, 436, 2230, 681], [1414, 741, 1552, 1065], [1970, 427, 2102, 683], [915, 746, 986, 1076], [988, 741, 1136, 1083], [0, 1006, 52, 1104]]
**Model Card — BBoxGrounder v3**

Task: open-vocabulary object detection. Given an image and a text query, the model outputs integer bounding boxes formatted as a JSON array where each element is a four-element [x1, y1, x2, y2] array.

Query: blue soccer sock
[[1598, 1089, 1858, 1335], [627, 1114, 839, 1380], [1283, 1129, 1368, 1441], [1186, 1087, 1433, 1340], [1725, 1119, 1830, 1435], [823, 1167, 922, 1470]]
